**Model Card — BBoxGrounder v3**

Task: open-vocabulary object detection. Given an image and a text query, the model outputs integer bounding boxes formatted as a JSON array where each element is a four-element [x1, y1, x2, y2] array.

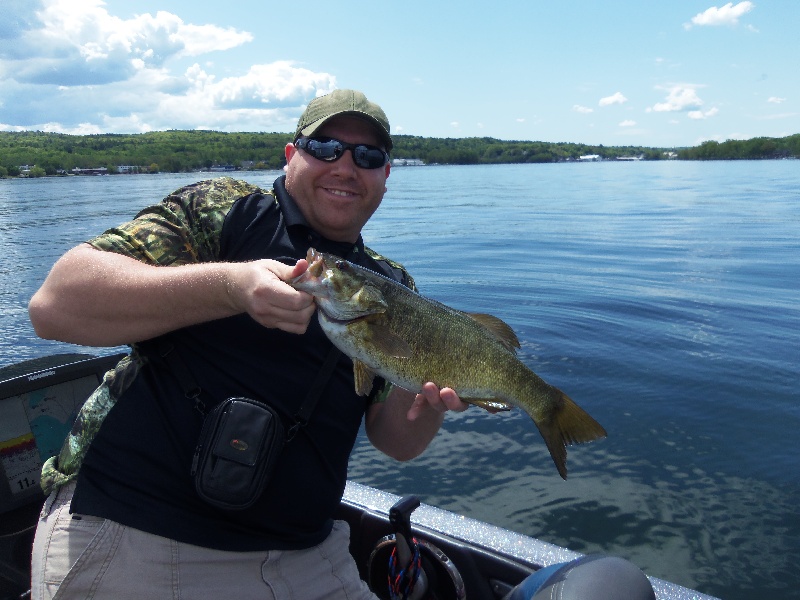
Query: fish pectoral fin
[[352, 360, 376, 396], [353, 284, 388, 313], [462, 398, 514, 413], [466, 313, 521, 352], [366, 323, 413, 358]]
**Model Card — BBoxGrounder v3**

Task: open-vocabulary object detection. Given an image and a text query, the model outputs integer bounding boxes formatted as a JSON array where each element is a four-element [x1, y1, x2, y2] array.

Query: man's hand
[[406, 382, 468, 421], [228, 258, 316, 334], [367, 383, 469, 461]]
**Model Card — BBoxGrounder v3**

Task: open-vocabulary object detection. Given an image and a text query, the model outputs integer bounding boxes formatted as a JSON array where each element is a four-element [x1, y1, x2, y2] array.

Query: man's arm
[[28, 244, 315, 347], [365, 383, 467, 461]]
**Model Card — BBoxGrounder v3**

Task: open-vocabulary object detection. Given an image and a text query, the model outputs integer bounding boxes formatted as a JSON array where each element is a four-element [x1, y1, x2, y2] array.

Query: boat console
[[0, 353, 124, 599]]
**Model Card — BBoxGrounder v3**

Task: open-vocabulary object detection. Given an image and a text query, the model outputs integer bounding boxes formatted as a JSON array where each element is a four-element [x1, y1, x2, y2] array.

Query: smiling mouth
[[324, 187, 357, 198]]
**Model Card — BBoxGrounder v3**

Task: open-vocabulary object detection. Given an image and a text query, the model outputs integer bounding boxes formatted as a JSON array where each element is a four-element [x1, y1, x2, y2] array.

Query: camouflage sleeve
[[363, 247, 418, 292], [88, 177, 265, 265], [40, 353, 143, 495]]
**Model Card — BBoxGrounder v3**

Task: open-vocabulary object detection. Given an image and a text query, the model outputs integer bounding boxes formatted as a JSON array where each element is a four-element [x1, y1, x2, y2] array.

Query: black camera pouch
[[191, 397, 284, 510]]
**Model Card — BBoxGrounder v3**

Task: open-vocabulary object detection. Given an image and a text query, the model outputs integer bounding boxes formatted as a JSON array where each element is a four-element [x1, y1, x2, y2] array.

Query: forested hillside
[[1, 130, 798, 177]]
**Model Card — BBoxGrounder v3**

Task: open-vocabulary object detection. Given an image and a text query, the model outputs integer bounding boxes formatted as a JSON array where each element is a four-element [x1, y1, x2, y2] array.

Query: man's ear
[[285, 142, 297, 163]]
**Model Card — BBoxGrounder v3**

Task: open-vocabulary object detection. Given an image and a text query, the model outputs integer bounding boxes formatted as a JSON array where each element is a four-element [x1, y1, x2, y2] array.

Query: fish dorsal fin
[[466, 313, 521, 352], [353, 360, 375, 396], [362, 322, 413, 358], [462, 398, 514, 413]]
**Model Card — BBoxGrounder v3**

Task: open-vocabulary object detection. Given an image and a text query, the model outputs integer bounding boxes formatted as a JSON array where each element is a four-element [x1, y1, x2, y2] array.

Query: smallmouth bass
[[291, 249, 606, 479]]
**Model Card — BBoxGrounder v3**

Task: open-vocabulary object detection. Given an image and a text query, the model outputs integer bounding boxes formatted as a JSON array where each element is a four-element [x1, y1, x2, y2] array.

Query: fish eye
[[335, 260, 349, 271]]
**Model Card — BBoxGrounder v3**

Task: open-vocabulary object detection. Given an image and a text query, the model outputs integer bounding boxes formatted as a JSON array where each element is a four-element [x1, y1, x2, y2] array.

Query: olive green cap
[[294, 89, 392, 151]]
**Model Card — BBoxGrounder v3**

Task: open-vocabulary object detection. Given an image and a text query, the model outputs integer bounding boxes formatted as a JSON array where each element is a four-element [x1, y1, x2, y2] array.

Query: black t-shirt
[[71, 177, 408, 550]]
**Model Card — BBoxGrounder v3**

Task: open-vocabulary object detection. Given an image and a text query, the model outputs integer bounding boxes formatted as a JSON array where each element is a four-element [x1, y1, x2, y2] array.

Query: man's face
[[284, 116, 391, 243]]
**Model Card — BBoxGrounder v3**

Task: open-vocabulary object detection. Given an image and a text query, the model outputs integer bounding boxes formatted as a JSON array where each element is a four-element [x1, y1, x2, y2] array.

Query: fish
[[290, 248, 606, 479]]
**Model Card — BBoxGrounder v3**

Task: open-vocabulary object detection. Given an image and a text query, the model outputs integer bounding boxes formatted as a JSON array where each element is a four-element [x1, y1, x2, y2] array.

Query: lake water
[[1, 162, 798, 600]]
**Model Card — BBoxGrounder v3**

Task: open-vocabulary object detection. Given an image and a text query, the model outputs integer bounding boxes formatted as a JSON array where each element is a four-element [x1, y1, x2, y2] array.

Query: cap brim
[[297, 112, 392, 151]]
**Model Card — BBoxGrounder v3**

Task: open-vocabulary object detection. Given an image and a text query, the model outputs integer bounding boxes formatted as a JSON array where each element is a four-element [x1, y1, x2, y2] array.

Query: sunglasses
[[295, 136, 389, 170]]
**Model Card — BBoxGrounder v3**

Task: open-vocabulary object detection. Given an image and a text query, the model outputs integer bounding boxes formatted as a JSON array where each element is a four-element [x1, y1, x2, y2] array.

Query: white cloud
[[767, 97, 786, 104], [144, 61, 335, 131], [599, 92, 628, 107], [204, 62, 333, 110], [573, 105, 594, 114], [650, 85, 705, 112], [0, 0, 338, 133], [619, 120, 637, 127], [688, 107, 719, 120], [684, 2, 754, 30], [5, 0, 253, 86]]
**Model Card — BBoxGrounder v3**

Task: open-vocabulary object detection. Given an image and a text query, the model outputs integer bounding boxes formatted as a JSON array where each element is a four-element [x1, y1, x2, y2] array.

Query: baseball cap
[[294, 89, 392, 151]]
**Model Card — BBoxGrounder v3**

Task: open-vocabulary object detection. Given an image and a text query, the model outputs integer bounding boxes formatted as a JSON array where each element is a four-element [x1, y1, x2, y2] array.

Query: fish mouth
[[306, 250, 325, 277], [317, 306, 370, 326], [290, 249, 327, 290]]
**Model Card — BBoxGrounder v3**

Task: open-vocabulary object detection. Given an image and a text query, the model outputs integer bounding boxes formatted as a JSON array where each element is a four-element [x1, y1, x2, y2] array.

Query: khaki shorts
[[31, 482, 377, 600]]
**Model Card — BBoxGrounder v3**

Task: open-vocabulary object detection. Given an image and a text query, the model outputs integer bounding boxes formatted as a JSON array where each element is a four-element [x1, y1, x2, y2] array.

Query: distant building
[[72, 167, 108, 176], [578, 154, 601, 161], [391, 158, 425, 166]]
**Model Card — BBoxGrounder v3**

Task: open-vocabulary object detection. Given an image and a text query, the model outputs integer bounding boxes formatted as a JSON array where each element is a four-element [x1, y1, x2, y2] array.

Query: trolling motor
[[367, 495, 465, 600]]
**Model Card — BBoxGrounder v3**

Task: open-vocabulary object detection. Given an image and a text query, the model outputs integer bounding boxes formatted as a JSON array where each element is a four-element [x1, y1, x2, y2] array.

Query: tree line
[[1, 130, 798, 177]]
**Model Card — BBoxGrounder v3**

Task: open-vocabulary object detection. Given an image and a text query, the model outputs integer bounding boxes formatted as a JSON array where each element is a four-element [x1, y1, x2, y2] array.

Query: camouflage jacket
[[40, 176, 413, 495]]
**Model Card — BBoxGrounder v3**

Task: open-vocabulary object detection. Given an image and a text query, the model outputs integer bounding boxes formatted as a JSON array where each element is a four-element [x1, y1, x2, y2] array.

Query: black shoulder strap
[[287, 346, 341, 441], [158, 339, 341, 439], [158, 341, 206, 414]]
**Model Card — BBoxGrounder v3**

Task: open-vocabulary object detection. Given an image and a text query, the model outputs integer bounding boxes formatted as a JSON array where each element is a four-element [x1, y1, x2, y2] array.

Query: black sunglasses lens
[[305, 139, 343, 161], [299, 137, 387, 169], [353, 146, 388, 169]]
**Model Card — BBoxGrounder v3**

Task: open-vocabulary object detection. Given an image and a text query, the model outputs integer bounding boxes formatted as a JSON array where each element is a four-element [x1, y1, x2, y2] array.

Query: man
[[28, 89, 466, 599]]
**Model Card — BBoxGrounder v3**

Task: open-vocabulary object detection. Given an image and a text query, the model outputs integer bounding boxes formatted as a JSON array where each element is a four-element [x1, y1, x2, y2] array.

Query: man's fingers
[[407, 384, 467, 421], [439, 387, 468, 412], [288, 258, 309, 280]]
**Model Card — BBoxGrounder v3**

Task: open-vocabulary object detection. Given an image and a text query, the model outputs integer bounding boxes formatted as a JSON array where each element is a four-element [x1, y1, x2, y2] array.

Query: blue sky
[[1, 1, 797, 148]]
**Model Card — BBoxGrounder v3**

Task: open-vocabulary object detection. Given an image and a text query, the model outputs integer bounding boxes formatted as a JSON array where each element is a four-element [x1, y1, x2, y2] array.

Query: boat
[[0, 353, 719, 600]]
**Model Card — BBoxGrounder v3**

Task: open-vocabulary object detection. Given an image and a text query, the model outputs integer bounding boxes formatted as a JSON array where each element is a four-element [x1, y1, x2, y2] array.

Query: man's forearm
[[28, 244, 241, 346]]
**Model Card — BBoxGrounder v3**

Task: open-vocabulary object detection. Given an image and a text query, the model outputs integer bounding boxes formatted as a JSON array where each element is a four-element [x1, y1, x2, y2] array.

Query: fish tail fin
[[535, 388, 607, 480]]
